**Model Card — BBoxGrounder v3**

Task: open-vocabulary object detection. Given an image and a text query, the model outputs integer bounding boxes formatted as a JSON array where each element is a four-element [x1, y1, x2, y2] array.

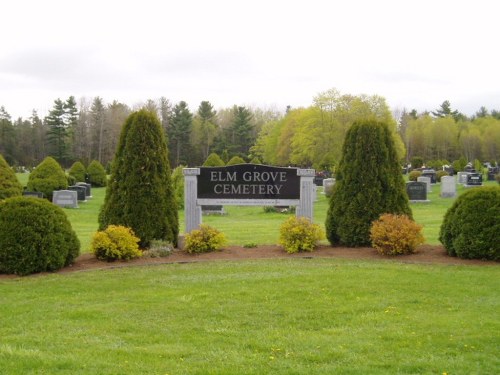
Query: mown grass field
[[1, 258, 499, 374]]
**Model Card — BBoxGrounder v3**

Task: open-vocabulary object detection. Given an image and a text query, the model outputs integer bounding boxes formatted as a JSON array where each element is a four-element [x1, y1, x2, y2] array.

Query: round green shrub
[[91, 225, 141, 261], [87, 160, 107, 187], [68, 161, 86, 182], [27, 156, 68, 200], [0, 154, 22, 200], [0, 197, 80, 275], [279, 216, 324, 253], [439, 187, 499, 260], [408, 170, 422, 181], [184, 224, 226, 254], [203, 153, 225, 167]]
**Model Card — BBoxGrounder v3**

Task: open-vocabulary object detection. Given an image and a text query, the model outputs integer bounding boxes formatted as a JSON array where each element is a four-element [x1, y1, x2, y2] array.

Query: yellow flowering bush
[[279, 216, 325, 253], [370, 213, 425, 256], [91, 225, 141, 261], [184, 224, 227, 254]]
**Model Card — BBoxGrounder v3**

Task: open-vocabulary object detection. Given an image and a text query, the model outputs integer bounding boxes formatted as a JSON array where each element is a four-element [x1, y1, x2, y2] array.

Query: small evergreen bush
[[91, 225, 141, 261], [226, 156, 246, 166], [184, 224, 227, 254], [171, 165, 185, 209], [0, 154, 22, 200], [68, 161, 86, 182], [142, 240, 173, 258], [279, 216, 324, 253], [203, 153, 225, 167], [0, 197, 80, 275], [408, 170, 422, 181], [436, 170, 449, 182], [370, 213, 425, 256], [27, 156, 68, 200], [439, 187, 499, 260], [87, 160, 107, 187]]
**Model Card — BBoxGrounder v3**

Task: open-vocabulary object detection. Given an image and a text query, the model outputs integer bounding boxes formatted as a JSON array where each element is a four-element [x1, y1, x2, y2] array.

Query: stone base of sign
[[409, 199, 431, 203]]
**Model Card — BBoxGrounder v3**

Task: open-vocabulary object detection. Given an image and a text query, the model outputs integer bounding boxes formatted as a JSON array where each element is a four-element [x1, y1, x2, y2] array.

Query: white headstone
[[323, 178, 336, 197], [417, 176, 432, 193], [52, 190, 78, 208], [440, 176, 456, 198], [457, 171, 469, 184]]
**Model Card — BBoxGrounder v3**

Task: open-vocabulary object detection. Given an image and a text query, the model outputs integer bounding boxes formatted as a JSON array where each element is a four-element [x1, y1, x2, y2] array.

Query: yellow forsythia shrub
[[370, 214, 425, 256], [91, 225, 141, 261], [279, 216, 325, 253], [184, 224, 227, 254]]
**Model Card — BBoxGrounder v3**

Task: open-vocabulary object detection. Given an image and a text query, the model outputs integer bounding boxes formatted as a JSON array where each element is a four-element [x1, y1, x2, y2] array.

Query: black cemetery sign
[[197, 164, 301, 202]]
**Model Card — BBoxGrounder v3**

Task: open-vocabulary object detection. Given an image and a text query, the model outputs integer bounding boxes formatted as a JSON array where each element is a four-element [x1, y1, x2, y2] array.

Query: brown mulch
[[1, 244, 496, 279]]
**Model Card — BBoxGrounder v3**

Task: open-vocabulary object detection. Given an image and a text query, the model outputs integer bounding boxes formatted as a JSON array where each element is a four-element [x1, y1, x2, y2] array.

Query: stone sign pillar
[[296, 168, 315, 222], [183, 168, 201, 233]]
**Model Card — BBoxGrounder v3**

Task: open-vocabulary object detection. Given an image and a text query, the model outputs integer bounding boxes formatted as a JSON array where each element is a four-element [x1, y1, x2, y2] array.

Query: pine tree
[[98, 110, 178, 247], [229, 106, 253, 158], [45, 99, 69, 165], [169, 101, 193, 167], [325, 120, 412, 246]]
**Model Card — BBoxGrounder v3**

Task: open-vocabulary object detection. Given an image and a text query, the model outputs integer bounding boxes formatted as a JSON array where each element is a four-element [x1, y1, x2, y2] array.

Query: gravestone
[[465, 173, 483, 187], [457, 172, 469, 184], [68, 185, 87, 201], [52, 190, 78, 208], [22, 191, 44, 198], [76, 182, 92, 198], [406, 181, 429, 202], [487, 167, 499, 181], [201, 205, 225, 215], [417, 176, 432, 193], [421, 169, 437, 183], [440, 176, 456, 198], [323, 178, 336, 197]]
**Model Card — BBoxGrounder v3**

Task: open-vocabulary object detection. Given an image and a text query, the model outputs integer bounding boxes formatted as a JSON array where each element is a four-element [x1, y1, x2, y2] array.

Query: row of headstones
[[407, 173, 483, 202], [22, 182, 92, 208]]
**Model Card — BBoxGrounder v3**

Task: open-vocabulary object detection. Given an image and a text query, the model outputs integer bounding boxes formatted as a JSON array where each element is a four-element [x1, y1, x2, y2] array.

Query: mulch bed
[[2, 244, 496, 279]]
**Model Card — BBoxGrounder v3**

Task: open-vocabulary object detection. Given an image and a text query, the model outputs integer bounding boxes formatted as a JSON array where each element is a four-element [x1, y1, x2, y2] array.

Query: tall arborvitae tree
[[0, 153, 22, 200], [325, 120, 412, 247], [98, 109, 178, 247], [169, 101, 193, 167]]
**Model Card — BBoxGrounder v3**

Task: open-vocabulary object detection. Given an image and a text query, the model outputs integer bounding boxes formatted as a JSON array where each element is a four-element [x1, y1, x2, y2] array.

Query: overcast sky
[[1, 0, 499, 119]]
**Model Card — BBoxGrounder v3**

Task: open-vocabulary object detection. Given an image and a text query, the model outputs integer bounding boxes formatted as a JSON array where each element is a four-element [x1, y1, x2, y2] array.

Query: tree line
[[1, 90, 499, 171]]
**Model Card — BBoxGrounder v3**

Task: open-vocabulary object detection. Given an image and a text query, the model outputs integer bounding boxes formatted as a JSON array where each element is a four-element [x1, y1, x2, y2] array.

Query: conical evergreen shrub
[[27, 156, 68, 200], [226, 156, 246, 166], [68, 161, 86, 182], [203, 153, 225, 166], [0, 154, 22, 200], [325, 120, 411, 247], [98, 110, 178, 247], [87, 160, 107, 187]]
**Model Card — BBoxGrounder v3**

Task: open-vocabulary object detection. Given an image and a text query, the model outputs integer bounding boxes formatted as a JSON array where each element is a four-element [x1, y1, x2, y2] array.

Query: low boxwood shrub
[[0, 197, 80, 275], [408, 170, 422, 181], [439, 187, 499, 260], [184, 224, 226, 254], [90, 225, 141, 261], [370, 213, 425, 256], [279, 216, 324, 253]]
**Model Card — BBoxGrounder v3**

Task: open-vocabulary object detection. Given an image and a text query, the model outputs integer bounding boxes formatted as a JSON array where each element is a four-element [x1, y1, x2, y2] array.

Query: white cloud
[[1, 0, 499, 118]]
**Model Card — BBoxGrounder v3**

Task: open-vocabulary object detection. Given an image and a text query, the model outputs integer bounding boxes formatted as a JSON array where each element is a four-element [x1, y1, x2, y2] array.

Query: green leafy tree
[[0, 154, 22, 200], [203, 152, 225, 167], [87, 160, 107, 187], [169, 101, 193, 167], [68, 161, 86, 182], [99, 110, 178, 247], [27, 156, 68, 200], [326, 120, 412, 247]]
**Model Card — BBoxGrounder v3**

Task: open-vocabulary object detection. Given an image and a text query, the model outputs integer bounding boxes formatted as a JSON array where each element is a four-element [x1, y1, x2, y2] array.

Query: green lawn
[[1, 259, 498, 374]]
